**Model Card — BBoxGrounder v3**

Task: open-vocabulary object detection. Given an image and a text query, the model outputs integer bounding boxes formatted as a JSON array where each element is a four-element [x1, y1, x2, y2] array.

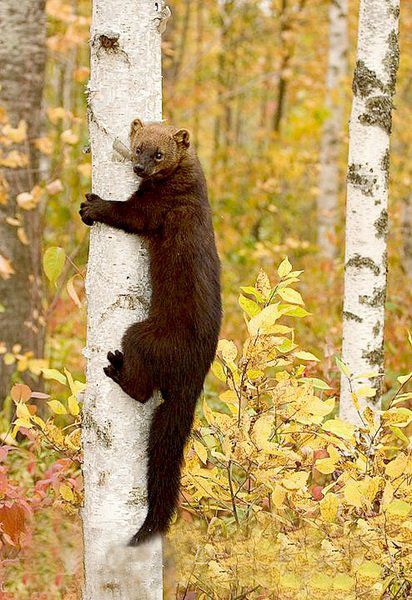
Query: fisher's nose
[[133, 163, 146, 176]]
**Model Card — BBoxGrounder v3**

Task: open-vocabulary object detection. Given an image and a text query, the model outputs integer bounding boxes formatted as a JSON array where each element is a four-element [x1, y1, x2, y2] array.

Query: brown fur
[[80, 120, 221, 545]]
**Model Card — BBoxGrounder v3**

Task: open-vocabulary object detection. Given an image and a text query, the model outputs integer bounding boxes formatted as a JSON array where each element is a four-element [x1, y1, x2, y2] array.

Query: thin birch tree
[[317, 0, 348, 257], [0, 0, 46, 403], [340, 0, 400, 423], [82, 1, 164, 597]]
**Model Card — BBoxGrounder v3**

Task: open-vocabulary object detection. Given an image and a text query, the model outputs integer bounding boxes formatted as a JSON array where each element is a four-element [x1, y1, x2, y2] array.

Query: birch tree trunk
[[340, 0, 400, 423], [82, 1, 163, 598], [317, 0, 348, 257], [0, 0, 46, 404]]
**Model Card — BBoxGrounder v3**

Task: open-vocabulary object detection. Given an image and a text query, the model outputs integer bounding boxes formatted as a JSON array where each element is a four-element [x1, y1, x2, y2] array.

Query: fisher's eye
[[136, 147, 142, 155], [155, 150, 164, 161]]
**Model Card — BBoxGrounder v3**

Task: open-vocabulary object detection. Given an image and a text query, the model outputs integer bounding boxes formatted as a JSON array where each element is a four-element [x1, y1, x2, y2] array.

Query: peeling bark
[[82, 1, 163, 597], [0, 0, 46, 404], [317, 0, 348, 257], [340, 0, 400, 423]]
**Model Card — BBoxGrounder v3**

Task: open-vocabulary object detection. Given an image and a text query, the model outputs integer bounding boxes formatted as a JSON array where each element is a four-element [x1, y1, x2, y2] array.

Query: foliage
[[0, 376, 83, 597], [171, 261, 412, 599], [0, 0, 411, 597]]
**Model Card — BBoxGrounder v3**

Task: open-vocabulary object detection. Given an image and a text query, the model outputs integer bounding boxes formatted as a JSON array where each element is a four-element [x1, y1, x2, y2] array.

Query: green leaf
[[294, 351, 319, 362], [385, 499, 411, 517], [389, 426, 409, 444], [211, 361, 226, 382], [239, 286, 265, 303], [335, 356, 351, 378], [279, 305, 310, 318], [299, 377, 332, 390], [276, 287, 304, 305], [238, 294, 260, 317], [43, 247, 65, 284], [397, 372, 412, 385], [356, 385, 377, 398], [41, 368, 67, 386]]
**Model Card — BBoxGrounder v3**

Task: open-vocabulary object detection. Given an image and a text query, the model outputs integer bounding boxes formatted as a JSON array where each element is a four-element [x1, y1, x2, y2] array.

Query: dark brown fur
[[80, 119, 221, 545]]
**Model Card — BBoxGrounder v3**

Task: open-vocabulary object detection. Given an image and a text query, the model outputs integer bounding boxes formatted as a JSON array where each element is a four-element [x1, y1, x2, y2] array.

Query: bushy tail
[[129, 388, 197, 546]]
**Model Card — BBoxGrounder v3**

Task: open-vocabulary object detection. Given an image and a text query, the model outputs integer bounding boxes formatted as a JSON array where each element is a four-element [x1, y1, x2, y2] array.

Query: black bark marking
[[345, 254, 380, 276], [343, 311, 362, 323], [359, 285, 386, 308], [347, 163, 376, 196], [358, 95, 393, 134], [374, 209, 388, 239]]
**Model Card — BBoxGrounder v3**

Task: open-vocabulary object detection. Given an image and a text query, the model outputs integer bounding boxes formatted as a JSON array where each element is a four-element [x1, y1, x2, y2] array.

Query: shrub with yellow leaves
[[172, 259, 412, 600]]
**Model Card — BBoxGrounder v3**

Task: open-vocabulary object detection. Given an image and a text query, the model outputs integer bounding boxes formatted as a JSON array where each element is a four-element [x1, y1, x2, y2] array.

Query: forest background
[[0, 0, 411, 598]]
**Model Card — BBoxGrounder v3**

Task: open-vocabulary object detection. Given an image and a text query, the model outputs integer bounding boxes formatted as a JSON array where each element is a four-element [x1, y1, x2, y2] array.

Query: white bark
[[340, 0, 400, 423], [82, 1, 164, 598], [317, 0, 348, 258]]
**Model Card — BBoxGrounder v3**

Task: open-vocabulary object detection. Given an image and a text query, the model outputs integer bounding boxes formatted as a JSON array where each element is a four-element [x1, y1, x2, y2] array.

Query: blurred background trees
[[0, 0, 411, 597], [0, 1, 46, 403]]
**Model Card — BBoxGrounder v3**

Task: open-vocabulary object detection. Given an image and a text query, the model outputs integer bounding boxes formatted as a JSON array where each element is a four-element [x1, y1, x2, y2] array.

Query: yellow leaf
[[217, 339, 237, 363], [13, 417, 33, 430], [282, 471, 309, 490], [385, 452, 409, 478], [47, 400, 67, 415], [2, 120, 27, 143], [322, 418, 355, 441], [47, 107, 67, 123], [277, 287, 304, 305], [333, 574, 355, 591], [67, 275, 82, 308], [357, 561, 382, 580], [202, 398, 215, 425], [307, 396, 335, 417], [211, 360, 226, 382], [3, 353, 15, 365], [277, 257, 292, 278], [59, 484, 75, 502], [68, 395, 80, 417], [315, 457, 337, 474], [17, 228, 29, 245], [253, 415, 274, 451], [343, 479, 363, 508], [272, 484, 286, 507], [320, 493, 339, 522], [385, 499, 411, 518], [45, 179, 64, 195], [34, 136, 53, 155], [193, 440, 208, 464], [309, 573, 333, 590], [60, 129, 78, 145], [41, 368, 67, 385], [16, 192, 37, 210], [16, 403, 31, 421], [255, 268, 271, 296], [248, 304, 280, 336], [238, 294, 260, 317], [356, 385, 377, 398], [0, 254, 15, 280], [294, 350, 319, 361]]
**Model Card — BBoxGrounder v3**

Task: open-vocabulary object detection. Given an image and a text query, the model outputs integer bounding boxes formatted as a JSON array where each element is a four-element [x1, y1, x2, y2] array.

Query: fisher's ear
[[173, 128, 190, 148], [130, 118, 144, 138]]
